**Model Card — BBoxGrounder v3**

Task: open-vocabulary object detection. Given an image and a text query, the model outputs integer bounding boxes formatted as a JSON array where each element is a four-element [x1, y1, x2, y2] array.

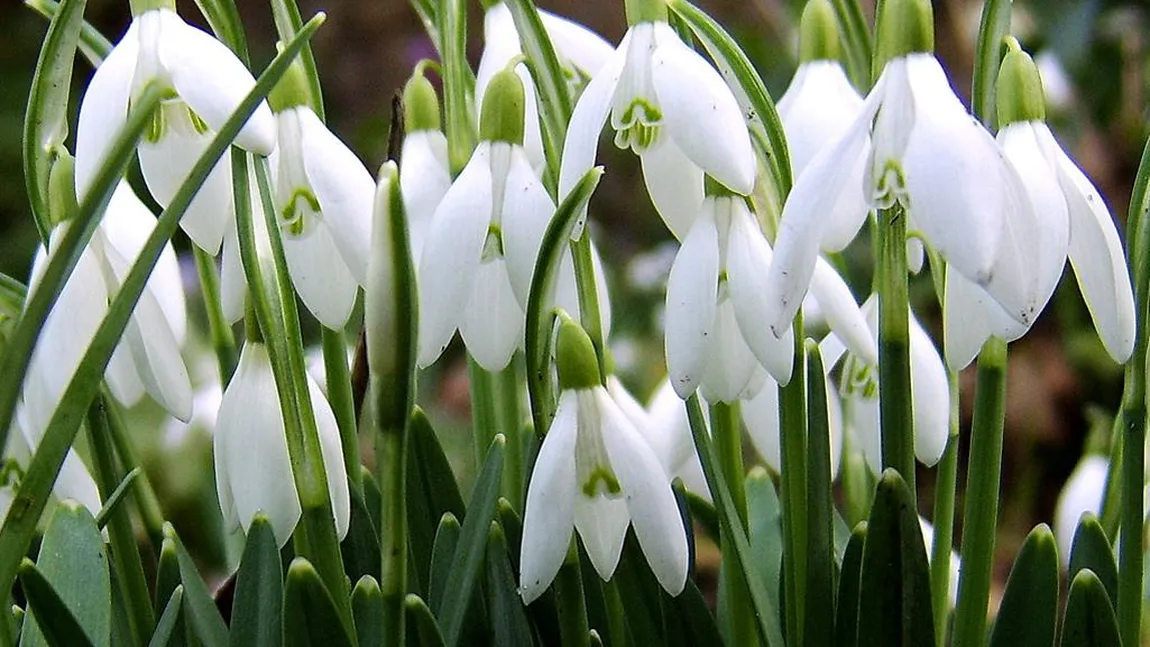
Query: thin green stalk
[[377, 416, 408, 647], [442, 0, 475, 174], [952, 337, 1008, 647], [86, 393, 153, 647], [877, 204, 915, 493], [555, 541, 590, 647], [804, 343, 836, 647], [105, 395, 165, 552], [496, 362, 524, 511], [929, 379, 959, 647], [323, 327, 360, 490], [571, 230, 606, 385], [192, 246, 238, 384], [778, 314, 808, 647], [468, 357, 500, 468], [711, 401, 753, 647]]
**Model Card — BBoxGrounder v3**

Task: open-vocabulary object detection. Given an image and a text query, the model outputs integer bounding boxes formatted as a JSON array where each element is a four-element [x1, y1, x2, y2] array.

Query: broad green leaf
[[857, 470, 935, 647], [1060, 569, 1120, 647], [436, 435, 504, 647], [989, 524, 1058, 647], [148, 587, 184, 647], [665, 578, 722, 647], [283, 559, 354, 647], [804, 343, 836, 647], [229, 515, 283, 647], [428, 514, 461, 612], [613, 532, 665, 645], [405, 595, 446, 647], [835, 522, 867, 647], [408, 408, 465, 593], [1068, 513, 1118, 606], [486, 522, 532, 647], [746, 467, 782, 614], [164, 524, 228, 647], [19, 559, 95, 647], [351, 576, 383, 647], [20, 502, 109, 647], [971, 0, 1013, 129], [498, 501, 561, 646], [153, 538, 182, 632]]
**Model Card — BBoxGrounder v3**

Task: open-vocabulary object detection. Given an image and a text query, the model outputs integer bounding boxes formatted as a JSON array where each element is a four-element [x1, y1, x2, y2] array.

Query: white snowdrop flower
[[641, 379, 709, 500], [214, 342, 350, 548], [520, 319, 688, 603], [1053, 454, 1109, 566], [75, 0, 275, 255], [741, 365, 843, 479], [399, 71, 451, 265]]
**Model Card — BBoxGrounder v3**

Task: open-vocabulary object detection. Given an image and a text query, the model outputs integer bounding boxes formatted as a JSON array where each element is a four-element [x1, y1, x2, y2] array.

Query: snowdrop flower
[[400, 69, 451, 264], [764, 0, 1034, 337], [1053, 454, 1108, 565], [640, 379, 709, 499], [558, 0, 755, 240], [944, 45, 1135, 369], [520, 318, 688, 603], [476, 0, 613, 171], [741, 366, 843, 478], [75, 0, 275, 255], [825, 296, 949, 472], [268, 63, 374, 330], [666, 185, 876, 401], [215, 341, 350, 547], [418, 69, 554, 371]]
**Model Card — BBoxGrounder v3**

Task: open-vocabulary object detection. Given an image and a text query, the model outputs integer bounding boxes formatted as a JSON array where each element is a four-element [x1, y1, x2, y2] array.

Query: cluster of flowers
[[17, 0, 1136, 607]]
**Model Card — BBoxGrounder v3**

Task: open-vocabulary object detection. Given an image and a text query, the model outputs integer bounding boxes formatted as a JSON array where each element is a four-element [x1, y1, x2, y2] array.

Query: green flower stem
[[778, 314, 808, 647], [323, 327, 360, 490], [711, 401, 754, 647], [85, 393, 153, 647], [497, 362, 524, 511], [556, 540, 591, 647], [105, 395, 164, 550], [571, 234, 606, 384], [442, 0, 476, 175], [952, 336, 1008, 647], [877, 204, 915, 493], [829, 0, 874, 91], [970, 0, 1012, 131], [929, 376, 959, 647], [468, 356, 500, 466], [192, 246, 238, 383], [377, 413, 408, 647]]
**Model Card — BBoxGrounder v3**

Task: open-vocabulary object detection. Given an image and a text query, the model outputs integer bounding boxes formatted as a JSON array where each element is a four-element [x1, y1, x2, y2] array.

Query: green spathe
[[873, 0, 934, 74], [403, 70, 441, 133], [479, 68, 525, 145], [556, 315, 601, 390], [996, 42, 1046, 127], [799, 0, 841, 63]]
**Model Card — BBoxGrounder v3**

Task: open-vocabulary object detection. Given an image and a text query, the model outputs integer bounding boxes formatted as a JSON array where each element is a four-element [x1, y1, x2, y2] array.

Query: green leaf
[[989, 524, 1058, 647], [857, 470, 935, 647], [19, 559, 95, 647], [153, 538, 181, 627], [1068, 513, 1118, 606], [282, 558, 354, 647], [408, 408, 465, 594], [20, 502, 109, 647], [971, 0, 1013, 128], [804, 343, 836, 647], [746, 467, 782, 614], [436, 435, 504, 647], [486, 522, 532, 647], [666, 579, 723, 647], [497, 501, 561, 646], [191, 0, 247, 60], [268, 0, 324, 119], [163, 524, 228, 647], [148, 586, 184, 647], [340, 480, 381, 583], [25, 0, 113, 66], [834, 522, 867, 647], [829, 0, 873, 91], [92, 467, 141, 530], [229, 515, 283, 647], [1060, 569, 1120, 647], [525, 167, 603, 436], [405, 595, 446, 647], [613, 532, 666, 645], [23, 0, 87, 240], [351, 576, 383, 647], [428, 514, 461, 612]]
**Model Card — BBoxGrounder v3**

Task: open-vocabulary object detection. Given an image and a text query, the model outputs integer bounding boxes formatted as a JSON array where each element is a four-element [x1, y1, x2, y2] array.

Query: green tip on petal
[[556, 313, 601, 391], [479, 68, 526, 145], [404, 69, 441, 133], [47, 149, 77, 228], [799, 0, 842, 63], [703, 174, 743, 198], [873, 0, 934, 72], [268, 56, 314, 113], [996, 42, 1046, 126], [129, 0, 175, 16], [625, 0, 668, 25]]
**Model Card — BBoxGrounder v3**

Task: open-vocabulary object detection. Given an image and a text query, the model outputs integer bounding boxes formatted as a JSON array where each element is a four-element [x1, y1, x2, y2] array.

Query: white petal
[[539, 8, 614, 77], [910, 313, 949, 466], [105, 342, 145, 409], [476, 3, 523, 102], [558, 33, 629, 199], [574, 493, 630, 582], [307, 374, 351, 540], [56, 450, 103, 517], [809, 258, 877, 365], [778, 60, 864, 179], [459, 258, 523, 372], [400, 131, 452, 264], [298, 108, 375, 285], [607, 377, 649, 432], [639, 137, 704, 240], [1054, 455, 1109, 565], [417, 146, 494, 367], [942, 266, 1024, 371], [699, 299, 759, 404], [1050, 130, 1137, 362], [220, 220, 246, 324], [281, 223, 359, 328], [664, 211, 720, 398], [652, 25, 754, 195], [500, 146, 555, 306], [160, 11, 275, 154], [645, 379, 698, 476], [847, 389, 882, 475], [213, 416, 241, 533], [75, 22, 138, 199], [598, 389, 688, 595], [742, 376, 781, 472], [520, 390, 579, 603]]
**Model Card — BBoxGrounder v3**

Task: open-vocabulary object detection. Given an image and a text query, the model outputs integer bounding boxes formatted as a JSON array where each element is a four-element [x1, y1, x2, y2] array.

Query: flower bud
[[798, 0, 842, 64], [873, 0, 934, 73], [403, 69, 441, 133], [556, 314, 601, 390], [479, 67, 526, 145], [996, 41, 1046, 127]]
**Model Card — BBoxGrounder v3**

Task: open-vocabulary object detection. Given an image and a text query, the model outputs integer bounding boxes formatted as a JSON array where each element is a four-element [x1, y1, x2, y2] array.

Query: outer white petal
[[700, 299, 759, 404], [597, 389, 688, 595], [282, 224, 358, 328], [574, 493, 630, 582], [539, 8, 614, 76], [105, 342, 145, 409], [160, 11, 275, 154], [778, 60, 864, 178], [520, 390, 579, 603], [500, 146, 556, 305], [910, 313, 949, 466], [139, 128, 233, 254], [943, 266, 1024, 371], [220, 220, 246, 323], [417, 146, 494, 367], [639, 137, 704, 240], [645, 379, 699, 478], [476, 3, 523, 100], [75, 22, 138, 199], [307, 374, 351, 540], [400, 131, 452, 264], [558, 33, 629, 199], [607, 377, 649, 432], [742, 377, 781, 471], [56, 450, 103, 517], [665, 211, 720, 398], [1048, 130, 1137, 362], [213, 421, 241, 533], [298, 108, 375, 285], [1054, 455, 1109, 565], [652, 28, 754, 195], [808, 258, 877, 365], [847, 390, 882, 475], [459, 259, 523, 372]]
